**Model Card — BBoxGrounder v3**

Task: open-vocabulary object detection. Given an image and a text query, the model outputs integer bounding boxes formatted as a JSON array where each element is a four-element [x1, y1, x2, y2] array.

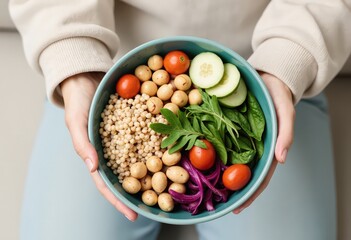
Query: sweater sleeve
[[248, 0, 351, 104], [9, 0, 119, 106]]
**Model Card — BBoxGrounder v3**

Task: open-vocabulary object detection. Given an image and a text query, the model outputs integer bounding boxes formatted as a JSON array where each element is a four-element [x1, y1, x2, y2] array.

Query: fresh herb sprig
[[149, 108, 206, 154], [186, 90, 240, 146]]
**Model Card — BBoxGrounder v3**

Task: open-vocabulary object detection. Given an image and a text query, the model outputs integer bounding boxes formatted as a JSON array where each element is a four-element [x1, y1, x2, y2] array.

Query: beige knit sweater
[[9, 0, 351, 106]]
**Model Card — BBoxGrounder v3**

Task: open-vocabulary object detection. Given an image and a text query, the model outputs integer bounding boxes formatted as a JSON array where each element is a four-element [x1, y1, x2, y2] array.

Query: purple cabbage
[[169, 155, 230, 215]]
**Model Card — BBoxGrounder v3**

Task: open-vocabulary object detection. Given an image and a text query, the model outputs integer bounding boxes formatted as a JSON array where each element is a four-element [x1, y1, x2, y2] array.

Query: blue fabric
[[20, 93, 336, 240]]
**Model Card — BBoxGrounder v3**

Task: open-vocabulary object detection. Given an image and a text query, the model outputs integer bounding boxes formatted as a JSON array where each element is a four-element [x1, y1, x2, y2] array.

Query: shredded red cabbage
[[169, 155, 230, 215]]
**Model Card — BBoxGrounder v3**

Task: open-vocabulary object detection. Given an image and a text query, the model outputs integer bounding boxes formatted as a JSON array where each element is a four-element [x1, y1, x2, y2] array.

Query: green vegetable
[[205, 63, 241, 97], [149, 108, 205, 154], [189, 52, 224, 89], [218, 78, 247, 107], [246, 91, 265, 141]]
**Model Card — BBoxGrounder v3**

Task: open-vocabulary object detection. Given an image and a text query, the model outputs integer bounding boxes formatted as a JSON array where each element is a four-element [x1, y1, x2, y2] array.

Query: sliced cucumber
[[218, 78, 247, 107], [189, 52, 224, 89], [205, 63, 240, 98]]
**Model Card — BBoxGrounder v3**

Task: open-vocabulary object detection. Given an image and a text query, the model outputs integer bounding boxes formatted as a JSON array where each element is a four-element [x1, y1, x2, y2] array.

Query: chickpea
[[188, 88, 203, 105], [146, 97, 164, 114], [152, 69, 170, 85], [162, 149, 181, 166], [156, 84, 173, 101], [158, 193, 174, 212], [135, 65, 152, 82], [140, 175, 152, 191], [130, 162, 147, 179], [174, 74, 192, 91], [171, 90, 188, 107], [142, 190, 158, 206], [168, 182, 186, 194], [148, 54, 163, 71], [141, 81, 158, 96], [122, 176, 141, 194], [163, 102, 179, 115], [146, 156, 163, 173], [166, 166, 189, 184], [168, 80, 177, 91], [152, 172, 168, 193]]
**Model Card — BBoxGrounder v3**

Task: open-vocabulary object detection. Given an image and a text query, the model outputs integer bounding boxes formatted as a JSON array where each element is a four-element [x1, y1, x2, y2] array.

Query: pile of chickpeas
[[100, 53, 203, 212]]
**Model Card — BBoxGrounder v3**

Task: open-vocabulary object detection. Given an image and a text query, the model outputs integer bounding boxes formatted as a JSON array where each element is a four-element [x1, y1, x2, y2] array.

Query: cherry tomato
[[116, 74, 140, 99], [189, 139, 216, 171], [163, 50, 190, 75], [222, 164, 251, 191]]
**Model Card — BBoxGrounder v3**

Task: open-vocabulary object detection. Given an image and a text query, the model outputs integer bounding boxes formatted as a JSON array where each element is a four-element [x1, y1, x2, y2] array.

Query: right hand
[[233, 72, 295, 214], [60, 72, 138, 221]]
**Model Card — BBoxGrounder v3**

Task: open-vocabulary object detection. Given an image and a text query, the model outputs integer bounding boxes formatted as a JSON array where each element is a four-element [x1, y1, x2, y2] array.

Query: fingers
[[65, 110, 99, 172], [61, 73, 102, 171], [275, 98, 295, 163], [232, 72, 295, 214], [260, 72, 295, 163], [91, 171, 138, 221], [60, 73, 137, 221], [233, 159, 278, 214]]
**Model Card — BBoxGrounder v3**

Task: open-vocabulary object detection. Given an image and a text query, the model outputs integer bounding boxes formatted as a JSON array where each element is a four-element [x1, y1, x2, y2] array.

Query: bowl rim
[[88, 35, 277, 225]]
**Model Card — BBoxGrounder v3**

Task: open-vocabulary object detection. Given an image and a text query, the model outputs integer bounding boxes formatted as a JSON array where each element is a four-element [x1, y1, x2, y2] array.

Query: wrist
[[60, 72, 104, 105], [258, 71, 294, 103]]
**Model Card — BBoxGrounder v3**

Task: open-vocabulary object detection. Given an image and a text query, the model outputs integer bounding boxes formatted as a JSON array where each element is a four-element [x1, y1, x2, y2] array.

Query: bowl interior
[[88, 36, 277, 225]]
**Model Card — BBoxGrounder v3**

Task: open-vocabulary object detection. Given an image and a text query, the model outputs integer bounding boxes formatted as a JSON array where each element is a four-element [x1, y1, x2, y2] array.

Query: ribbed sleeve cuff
[[248, 38, 318, 104], [39, 37, 114, 106]]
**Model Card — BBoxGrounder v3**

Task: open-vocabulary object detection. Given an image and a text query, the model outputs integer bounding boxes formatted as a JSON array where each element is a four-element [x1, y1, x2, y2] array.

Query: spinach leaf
[[247, 92, 265, 141], [229, 149, 256, 164]]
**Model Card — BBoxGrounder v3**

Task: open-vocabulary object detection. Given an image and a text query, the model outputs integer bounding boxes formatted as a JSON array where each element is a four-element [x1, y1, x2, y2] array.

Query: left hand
[[233, 72, 295, 214], [60, 72, 138, 221]]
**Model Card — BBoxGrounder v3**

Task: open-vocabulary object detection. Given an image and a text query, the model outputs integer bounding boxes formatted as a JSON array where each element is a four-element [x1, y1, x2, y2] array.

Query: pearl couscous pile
[[99, 93, 167, 183]]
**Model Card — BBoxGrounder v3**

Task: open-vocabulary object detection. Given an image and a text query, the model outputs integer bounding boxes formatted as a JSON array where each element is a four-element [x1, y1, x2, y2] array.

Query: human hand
[[233, 72, 295, 214], [60, 72, 138, 221]]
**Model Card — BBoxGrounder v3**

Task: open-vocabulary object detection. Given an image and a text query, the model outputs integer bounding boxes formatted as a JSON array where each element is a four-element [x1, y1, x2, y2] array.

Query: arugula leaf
[[178, 110, 194, 131], [161, 131, 182, 148], [192, 117, 201, 133], [169, 135, 190, 153], [148, 123, 174, 134], [186, 91, 239, 145], [160, 108, 182, 129], [200, 121, 228, 164], [149, 108, 203, 154]]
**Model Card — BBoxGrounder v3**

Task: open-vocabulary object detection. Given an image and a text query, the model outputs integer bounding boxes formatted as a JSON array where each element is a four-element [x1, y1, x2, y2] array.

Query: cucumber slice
[[189, 52, 224, 89], [205, 63, 240, 97], [218, 78, 247, 107]]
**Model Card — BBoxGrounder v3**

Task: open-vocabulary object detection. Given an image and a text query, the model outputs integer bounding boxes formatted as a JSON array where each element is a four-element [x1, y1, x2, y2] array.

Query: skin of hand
[[60, 72, 138, 222], [233, 71, 295, 214]]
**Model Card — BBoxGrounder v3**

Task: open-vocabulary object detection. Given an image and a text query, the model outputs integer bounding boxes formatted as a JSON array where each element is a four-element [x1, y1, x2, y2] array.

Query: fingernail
[[85, 158, 94, 172], [125, 214, 135, 222], [233, 208, 242, 214], [280, 149, 288, 163]]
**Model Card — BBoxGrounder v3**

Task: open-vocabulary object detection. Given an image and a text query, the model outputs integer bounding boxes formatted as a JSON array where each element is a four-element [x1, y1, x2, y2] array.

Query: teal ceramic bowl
[[88, 36, 277, 225]]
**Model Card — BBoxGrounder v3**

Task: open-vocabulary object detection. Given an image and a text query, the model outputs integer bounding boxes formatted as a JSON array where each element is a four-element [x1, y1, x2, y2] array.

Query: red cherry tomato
[[116, 74, 140, 99], [189, 139, 216, 171], [163, 50, 190, 75], [222, 164, 251, 191]]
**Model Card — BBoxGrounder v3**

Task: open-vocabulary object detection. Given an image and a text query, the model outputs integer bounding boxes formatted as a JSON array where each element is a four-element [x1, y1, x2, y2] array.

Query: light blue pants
[[20, 93, 336, 240]]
